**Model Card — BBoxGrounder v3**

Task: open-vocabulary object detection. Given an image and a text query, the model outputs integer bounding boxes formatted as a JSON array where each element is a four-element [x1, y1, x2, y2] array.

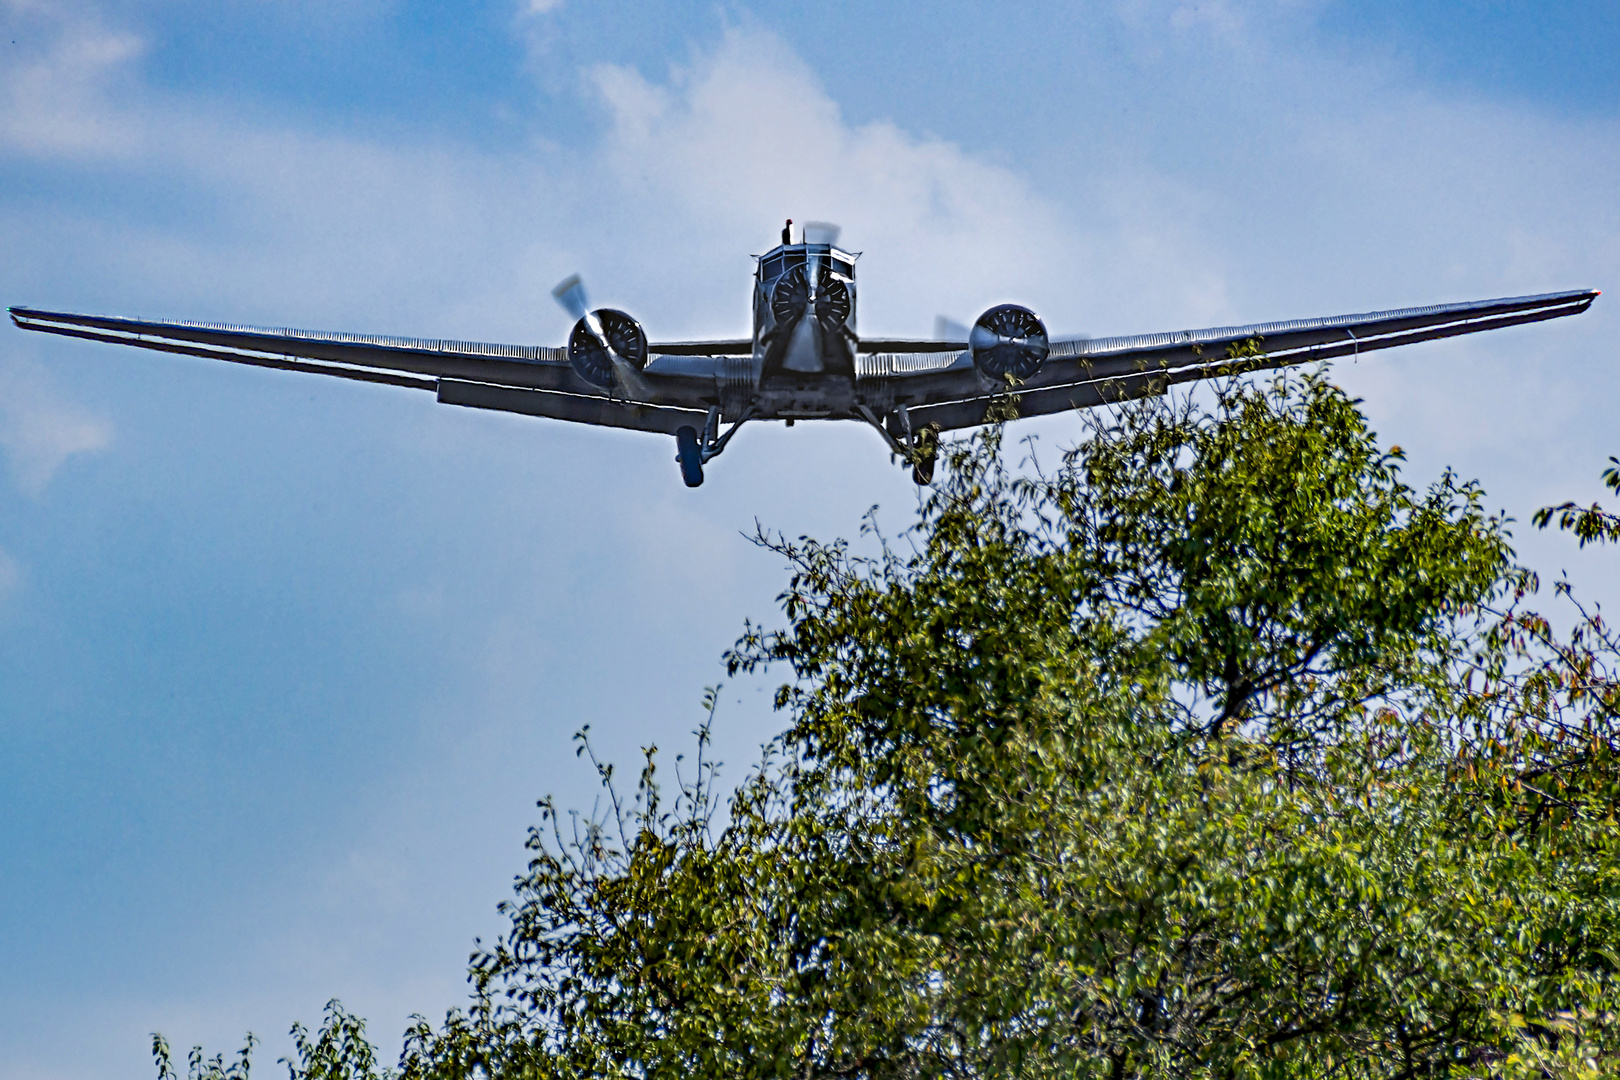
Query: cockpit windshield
[[759, 244, 857, 286]]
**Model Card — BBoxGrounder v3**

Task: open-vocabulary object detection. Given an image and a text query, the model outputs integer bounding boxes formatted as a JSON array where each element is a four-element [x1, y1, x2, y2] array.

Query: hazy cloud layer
[[589, 29, 1073, 311], [0, 0, 147, 158], [0, 5, 1616, 1079], [0, 357, 112, 494]]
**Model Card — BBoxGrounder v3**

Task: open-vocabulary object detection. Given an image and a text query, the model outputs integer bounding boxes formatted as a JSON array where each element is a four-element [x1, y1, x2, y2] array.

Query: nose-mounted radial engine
[[769, 262, 852, 344], [754, 223, 859, 380]]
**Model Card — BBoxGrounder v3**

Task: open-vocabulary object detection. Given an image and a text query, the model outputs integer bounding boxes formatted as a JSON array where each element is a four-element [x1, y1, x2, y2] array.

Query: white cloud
[[585, 28, 1085, 335], [0, 0, 146, 158], [1, 11, 1617, 1079], [0, 358, 112, 494], [591, 28, 1061, 252]]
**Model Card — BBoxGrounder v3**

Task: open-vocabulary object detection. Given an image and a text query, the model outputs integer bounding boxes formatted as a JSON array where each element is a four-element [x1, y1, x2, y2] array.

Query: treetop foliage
[[158, 371, 1620, 1080], [1535, 457, 1620, 548]]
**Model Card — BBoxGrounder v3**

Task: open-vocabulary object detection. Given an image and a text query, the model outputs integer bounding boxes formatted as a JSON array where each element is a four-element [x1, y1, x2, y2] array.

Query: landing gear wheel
[[908, 422, 940, 486], [675, 426, 704, 488]]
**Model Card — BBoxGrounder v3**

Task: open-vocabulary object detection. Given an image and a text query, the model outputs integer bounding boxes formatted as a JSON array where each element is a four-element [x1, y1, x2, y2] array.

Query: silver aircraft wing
[[876, 289, 1600, 432], [6, 307, 728, 435]]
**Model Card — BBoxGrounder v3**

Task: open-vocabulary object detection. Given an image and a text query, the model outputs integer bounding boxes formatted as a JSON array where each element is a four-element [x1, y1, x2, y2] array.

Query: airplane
[[7, 220, 1601, 488]]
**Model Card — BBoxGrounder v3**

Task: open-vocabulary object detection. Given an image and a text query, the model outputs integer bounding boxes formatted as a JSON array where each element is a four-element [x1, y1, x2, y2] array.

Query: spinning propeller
[[552, 274, 653, 400]]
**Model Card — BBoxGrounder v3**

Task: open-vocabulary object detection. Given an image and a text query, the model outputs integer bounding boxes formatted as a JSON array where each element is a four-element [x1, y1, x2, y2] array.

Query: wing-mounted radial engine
[[567, 308, 647, 387], [970, 303, 1049, 386], [551, 275, 651, 397]]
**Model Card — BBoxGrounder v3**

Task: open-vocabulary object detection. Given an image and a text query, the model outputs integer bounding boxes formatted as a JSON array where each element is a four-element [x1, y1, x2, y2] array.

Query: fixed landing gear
[[907, 419, 940, 486], [856, 404, 940, 486], [911, 449, 937, 486], [675, 426, 704, 487], [674, 406, 753, 488]]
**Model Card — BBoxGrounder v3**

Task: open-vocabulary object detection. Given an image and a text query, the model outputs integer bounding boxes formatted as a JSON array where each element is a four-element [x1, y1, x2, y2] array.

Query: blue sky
[[2, 2, 1617, 1076]]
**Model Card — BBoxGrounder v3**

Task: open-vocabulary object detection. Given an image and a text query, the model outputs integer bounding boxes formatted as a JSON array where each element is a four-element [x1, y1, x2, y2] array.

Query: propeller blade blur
[[969, 322, 1001, 349], [802, 221, 841, 245], [610, 355, 654, 401], [552, 275, 590, 322]]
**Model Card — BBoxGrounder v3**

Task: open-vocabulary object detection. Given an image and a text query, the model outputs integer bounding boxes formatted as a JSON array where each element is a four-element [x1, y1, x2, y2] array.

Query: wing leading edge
[[10, 287, 1600, 436], [877, 288, 1600, 431], [5, 306, 724, 435]]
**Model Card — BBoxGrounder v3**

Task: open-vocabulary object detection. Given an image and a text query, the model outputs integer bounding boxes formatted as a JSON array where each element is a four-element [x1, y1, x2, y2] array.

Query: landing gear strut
[[674, 406, 753, 488], [856, 404, 939, 486]]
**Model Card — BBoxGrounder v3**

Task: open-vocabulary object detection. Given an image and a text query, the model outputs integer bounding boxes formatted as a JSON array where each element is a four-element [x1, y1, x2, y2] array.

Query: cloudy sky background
[[2, 1, 1617, 1076]]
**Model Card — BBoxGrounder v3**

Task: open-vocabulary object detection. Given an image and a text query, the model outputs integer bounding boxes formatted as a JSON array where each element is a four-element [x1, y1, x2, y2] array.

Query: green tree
[[161, 371, 1620, 1079], [1535, 457, 1620, 548]]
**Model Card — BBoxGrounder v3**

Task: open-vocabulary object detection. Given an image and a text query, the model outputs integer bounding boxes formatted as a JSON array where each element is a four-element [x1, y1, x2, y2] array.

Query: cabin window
[[831, 259, 854, 278]]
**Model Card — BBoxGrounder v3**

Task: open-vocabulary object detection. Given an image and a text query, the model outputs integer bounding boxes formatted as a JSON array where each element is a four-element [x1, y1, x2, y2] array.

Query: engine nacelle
[[970, 304, 1049, 382], [568, 308, 648, 388]]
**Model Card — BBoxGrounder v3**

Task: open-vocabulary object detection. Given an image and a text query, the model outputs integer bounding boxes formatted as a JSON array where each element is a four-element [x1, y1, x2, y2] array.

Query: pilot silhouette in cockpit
[[782, 218, 793, 245]]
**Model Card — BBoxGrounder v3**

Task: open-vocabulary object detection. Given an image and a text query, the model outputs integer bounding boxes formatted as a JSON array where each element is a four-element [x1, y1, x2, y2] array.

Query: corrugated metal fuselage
[[744, 242, 860, 419]]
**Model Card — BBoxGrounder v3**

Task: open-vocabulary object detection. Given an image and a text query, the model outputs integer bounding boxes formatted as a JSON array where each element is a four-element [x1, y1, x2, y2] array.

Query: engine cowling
[[970, 304, 1049, 382], [568, 308, 648, 388], [770, 263, 852, 333]]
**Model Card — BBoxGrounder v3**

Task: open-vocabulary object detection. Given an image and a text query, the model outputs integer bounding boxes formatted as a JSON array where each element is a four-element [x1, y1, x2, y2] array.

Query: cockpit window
[[761, 250, 807, 284], [760, 247, 852, 284]]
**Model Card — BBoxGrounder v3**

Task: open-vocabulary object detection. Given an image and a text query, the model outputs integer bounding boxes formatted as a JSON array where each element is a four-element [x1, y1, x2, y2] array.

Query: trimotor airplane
[[8, 220, 1601, 487]]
